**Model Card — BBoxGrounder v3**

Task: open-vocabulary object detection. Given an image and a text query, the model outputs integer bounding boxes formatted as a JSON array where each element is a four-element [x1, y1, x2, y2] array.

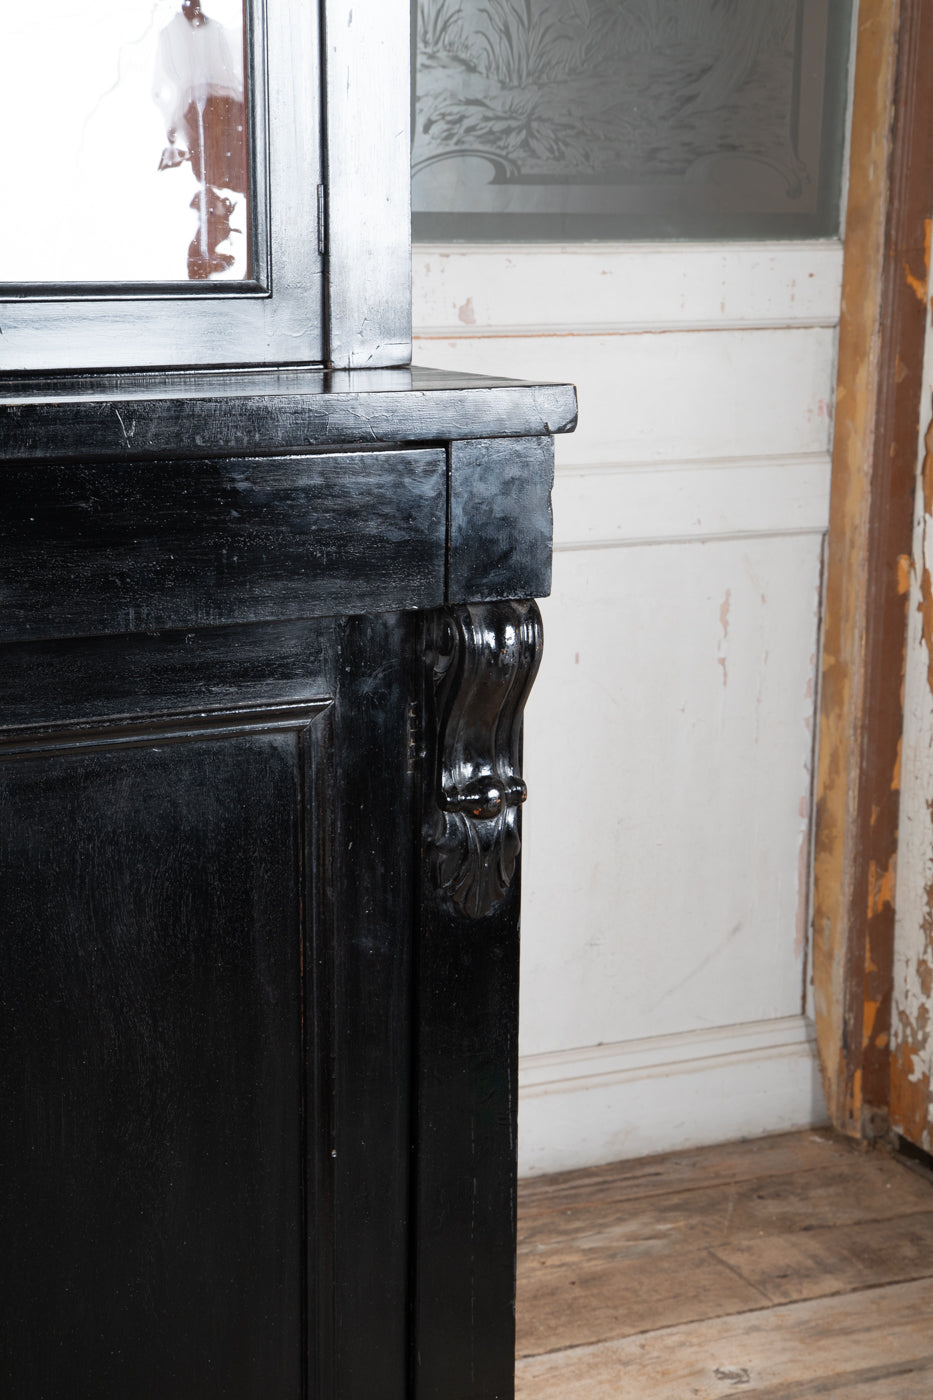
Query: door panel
[[1, 720, 314, 1396], [0, 613, 418, 1399]]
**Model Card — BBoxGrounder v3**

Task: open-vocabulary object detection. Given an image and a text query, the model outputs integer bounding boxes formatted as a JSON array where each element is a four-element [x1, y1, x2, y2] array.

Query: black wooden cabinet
[[1, 3, 575, 1392], [0, 368, 576, 1398]]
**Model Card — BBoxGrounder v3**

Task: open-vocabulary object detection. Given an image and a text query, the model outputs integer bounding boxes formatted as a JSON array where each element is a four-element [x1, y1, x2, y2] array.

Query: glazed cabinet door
[[0, 613, 417, 1400]]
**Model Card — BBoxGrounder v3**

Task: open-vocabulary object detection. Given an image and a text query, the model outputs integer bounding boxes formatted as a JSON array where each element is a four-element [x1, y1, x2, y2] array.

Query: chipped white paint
[[892, 276, 933, 1150], [415, 241, 835, 1167], [415, 328, 836, 469], [413, 242, 844, 336], [551, 455, 832, 549], [520, 536, 824, 1054]]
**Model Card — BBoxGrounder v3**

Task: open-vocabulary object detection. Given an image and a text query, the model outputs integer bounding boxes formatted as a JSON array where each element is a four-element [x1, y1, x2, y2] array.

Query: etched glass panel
[[412, 0, 853, 240], [1, 0, 251, 282]]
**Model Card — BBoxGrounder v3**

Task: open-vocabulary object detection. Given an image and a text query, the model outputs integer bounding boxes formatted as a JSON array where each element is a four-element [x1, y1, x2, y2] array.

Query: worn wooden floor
[[515, 1129, 933, 1398]]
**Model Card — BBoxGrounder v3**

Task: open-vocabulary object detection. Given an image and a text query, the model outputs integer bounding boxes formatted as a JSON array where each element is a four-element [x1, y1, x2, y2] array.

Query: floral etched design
[[412, 0, 844, 233]]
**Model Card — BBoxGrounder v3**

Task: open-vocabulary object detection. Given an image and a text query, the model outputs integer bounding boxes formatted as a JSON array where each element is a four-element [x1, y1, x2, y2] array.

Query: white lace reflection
[[0, 0, 247, 282]]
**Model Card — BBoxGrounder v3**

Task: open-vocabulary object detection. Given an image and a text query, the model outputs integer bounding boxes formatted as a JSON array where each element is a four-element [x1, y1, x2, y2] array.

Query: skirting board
[[517, 1015, 828, 1177]]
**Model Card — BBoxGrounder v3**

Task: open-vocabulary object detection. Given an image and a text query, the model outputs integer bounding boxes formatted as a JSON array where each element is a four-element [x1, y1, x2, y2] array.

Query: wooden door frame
[[814, 0, 933, 1139]]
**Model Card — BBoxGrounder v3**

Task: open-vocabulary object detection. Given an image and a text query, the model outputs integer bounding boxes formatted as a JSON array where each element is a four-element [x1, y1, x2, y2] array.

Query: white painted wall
[[414, 242, 835, 1173]]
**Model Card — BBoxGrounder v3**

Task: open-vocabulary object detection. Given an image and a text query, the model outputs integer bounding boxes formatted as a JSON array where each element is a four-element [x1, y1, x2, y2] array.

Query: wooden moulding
[[813, 0, 933, 1136]]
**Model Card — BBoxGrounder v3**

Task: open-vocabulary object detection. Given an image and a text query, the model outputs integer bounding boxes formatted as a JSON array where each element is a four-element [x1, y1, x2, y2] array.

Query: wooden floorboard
[[518, 1130, 863, 1212], [515, 1278, 933, 1399], [516, 1131, 933, 1395], [713, 1210, 933, 1304]]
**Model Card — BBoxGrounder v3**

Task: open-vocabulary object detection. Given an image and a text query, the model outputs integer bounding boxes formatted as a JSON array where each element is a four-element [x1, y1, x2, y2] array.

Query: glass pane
[[1, 0, 251, 282], [412, 0, 852, 240]]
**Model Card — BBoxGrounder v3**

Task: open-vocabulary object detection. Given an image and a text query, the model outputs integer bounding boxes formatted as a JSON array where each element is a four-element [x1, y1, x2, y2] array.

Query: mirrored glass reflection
[[1, 0, 249, 283]]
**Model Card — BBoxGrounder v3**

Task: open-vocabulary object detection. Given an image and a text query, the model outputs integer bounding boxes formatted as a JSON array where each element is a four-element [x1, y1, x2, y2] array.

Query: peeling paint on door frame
[[813, 0, 933, 1142]]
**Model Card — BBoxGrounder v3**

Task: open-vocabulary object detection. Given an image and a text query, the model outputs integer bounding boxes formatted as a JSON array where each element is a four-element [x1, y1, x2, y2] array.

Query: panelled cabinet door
[[0, 612, 417, 1400]]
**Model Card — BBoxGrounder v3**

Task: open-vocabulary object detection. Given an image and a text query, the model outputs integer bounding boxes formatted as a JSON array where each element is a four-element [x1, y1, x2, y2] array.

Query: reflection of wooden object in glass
[[0, 4, 576, 1397], [153, 1, 249, 278], [183, 96, 248, 277]]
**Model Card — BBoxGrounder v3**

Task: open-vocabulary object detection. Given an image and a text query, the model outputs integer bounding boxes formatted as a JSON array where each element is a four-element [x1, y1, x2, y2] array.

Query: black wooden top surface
[[0, 366, 577, 462]]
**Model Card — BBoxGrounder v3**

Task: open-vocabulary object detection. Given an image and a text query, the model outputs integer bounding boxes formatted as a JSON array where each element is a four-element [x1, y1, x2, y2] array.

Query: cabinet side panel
[[413, 604, 536, 1400], [329, 612, 419, 1400], [413, 869, 521, 1400], [448, 436, 554, 603]]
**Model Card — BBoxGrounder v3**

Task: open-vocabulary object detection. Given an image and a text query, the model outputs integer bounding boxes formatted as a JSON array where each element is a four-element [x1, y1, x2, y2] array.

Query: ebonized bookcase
[[0, 6, 576, 1397]]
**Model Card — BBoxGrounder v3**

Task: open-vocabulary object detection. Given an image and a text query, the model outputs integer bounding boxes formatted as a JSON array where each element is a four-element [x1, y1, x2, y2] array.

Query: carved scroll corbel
[[428, 600, 543, 919]]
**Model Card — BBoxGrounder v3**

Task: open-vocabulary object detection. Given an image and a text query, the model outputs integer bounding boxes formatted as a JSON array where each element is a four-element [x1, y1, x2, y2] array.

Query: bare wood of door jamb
[[813, 0, 933, 1138]]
